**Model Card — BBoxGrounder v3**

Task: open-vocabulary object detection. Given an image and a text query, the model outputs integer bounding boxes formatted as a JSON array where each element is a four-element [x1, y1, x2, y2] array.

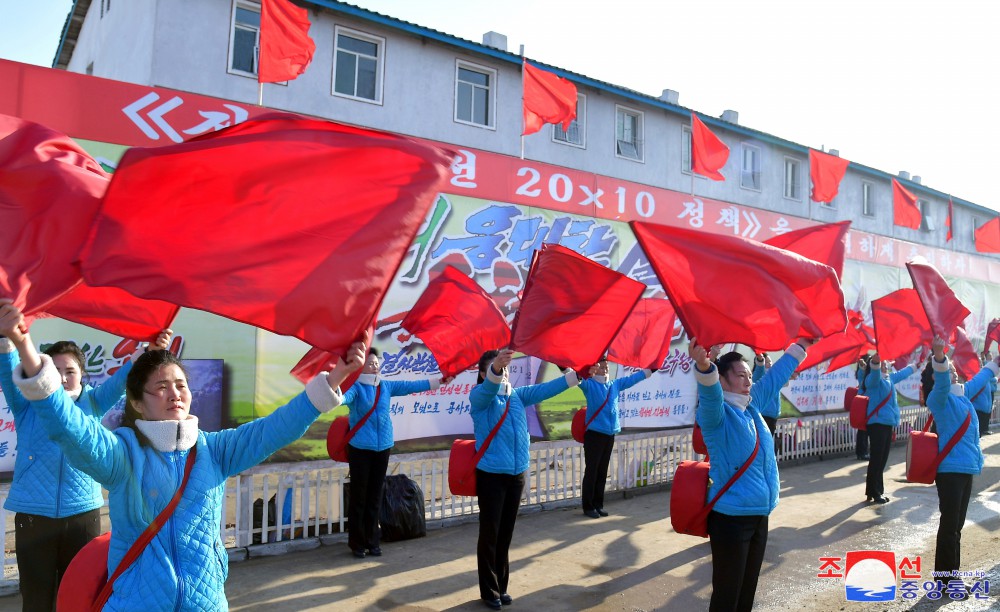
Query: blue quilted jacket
[[16, 354, 340, 611], [0, 339, 131, 517], [695, 346, 803, 516], [927, 357, 983, 475], [343, 377, 434, 451], [862, 365, 914, 427], [579, 370, 650, 436], [751, 360, 780, 419], [966, 364, 998, 414], [470, 369, 576, 475]]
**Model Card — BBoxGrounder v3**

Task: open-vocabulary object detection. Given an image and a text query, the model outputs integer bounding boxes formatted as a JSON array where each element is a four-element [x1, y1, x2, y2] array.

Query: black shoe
[[595, 508, 609, 517], [481, 597, 502, 610], [367, 546, 382, 557], [500, 593, 513, 606], [866, 495, 889, 504], [351, 548, 366, 559], [583, 509, 601, 519]]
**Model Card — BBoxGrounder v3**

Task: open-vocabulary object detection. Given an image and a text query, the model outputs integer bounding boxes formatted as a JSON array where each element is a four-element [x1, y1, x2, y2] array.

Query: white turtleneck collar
[[135, 416, 199, 452], [592, 375, 609, 385], [66, 387, 82, 401], [358, 373, 380, 386], [951, 383, 965, 397], [724, 391, 751, 410]]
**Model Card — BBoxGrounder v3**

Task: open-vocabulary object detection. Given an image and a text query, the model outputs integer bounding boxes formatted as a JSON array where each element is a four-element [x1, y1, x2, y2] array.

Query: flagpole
[[258, 82, 264, 107], [520, 51, 526, 160]]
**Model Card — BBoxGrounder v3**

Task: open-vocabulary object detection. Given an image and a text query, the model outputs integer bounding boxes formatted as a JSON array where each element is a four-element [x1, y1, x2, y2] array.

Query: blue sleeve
[[927, 363, 951, 416], [385, 379, 432, 397], [515, 375, 570, 406], [470, 379, 500, 412], [695, 371, 725, 431], [752, 363, 765, 383], [856, 368, 864, 385], [613, 370, 649, 394], [0, 349, 29, 417], [889, 365, 915, 386], [965, 366, 995, 398], [751, 351, 798, 409], [864, 367, 881, 391], [342, 384, 358, 408], [89, 359, 134, 416]]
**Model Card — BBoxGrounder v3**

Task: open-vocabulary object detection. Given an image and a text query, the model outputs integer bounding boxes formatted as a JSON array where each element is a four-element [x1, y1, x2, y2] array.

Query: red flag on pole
[[607, 298, 676, 370], [41, 284, 179, 342], [258, 0, 316, 84], [795, 323, 867, 372], [690, 113, 729, 181], [871, 289, 933, 361], [401, 266, 511, 379], [290, 320, 373, 387], [949, 327, 980, 381], [509, 244, 644, 372], [765, 220, 850, 279], [946, 198, 954, 242], [80, 113, 453, 359], [892, 178, 922, 229], [631, 221, 847, 352], [974, 216, 1000, 253], [986, 318, 1000, 354], [808, 149, 850, 203], [522, 61, 577, 136], [906, 258, 971, 339], [0, 114, 108, 314]]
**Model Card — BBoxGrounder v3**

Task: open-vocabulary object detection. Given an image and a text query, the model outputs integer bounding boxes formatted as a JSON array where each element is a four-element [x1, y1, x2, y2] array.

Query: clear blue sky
[[2, 0, 998, 212]]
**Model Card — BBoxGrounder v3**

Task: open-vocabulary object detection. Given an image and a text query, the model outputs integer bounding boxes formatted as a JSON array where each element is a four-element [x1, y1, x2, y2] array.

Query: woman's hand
[[0, 299, 29, 344], [441, 375, 455, 385], [151, 329, 173, 351], [327, 333, 368, 391], [688, 339, 712, 372], [491, 349, 514, 374], [931, 336, 947, 361]]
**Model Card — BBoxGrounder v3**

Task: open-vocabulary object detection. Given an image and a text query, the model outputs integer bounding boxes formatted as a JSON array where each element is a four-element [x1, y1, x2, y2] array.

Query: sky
[[2, 0, 998, 211]]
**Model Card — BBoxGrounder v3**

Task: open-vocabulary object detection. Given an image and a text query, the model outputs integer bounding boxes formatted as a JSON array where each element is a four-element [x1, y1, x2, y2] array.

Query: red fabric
[[808, 149, 850, 203], [631, 221, 847, 352], [690, 113, 729, 181], [0, 114, 108, 314], [765, 220, 850, 279], [607, 298, 676, 369], [401, 266, 511, 378], [985, 318, 1000, 354], [521, 61, 578, 136], [871, 289, 933, 361], [906, 259, 971, 339], [290, 319, 374, 386], [946, 198, 954, 242], [949, 327, 980, 381], [509, 244, 644, 372], [892, 178, 921, 229], [827, 345, 865, 373], [258, 0, 316, 84], [81, 112, 453, 359], [40, 284, 178, 342], [974, 216, 1000, 253], [796, 323, 867, 372]]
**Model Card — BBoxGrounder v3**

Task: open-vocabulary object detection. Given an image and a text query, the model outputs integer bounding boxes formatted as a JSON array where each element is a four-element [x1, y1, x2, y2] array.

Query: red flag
[[509, 244, 644, 372], [401, 266, 511, 379], [892, 178, 921, 229], [796, 323, 868, 372], [808, 149, 850, 203], [522, 61, 578, 136], [871, 289, 933, 361], [608, 298, 676, 370], [985, 318, 1000, 354], [0, 114, 108, 314], [765, 221, 850, 279], [80, 113, 453, 359], [826, 345, 866, 373], [946, 198, 954, 242], [631, 221, 846, 352], [41, 284, 179, 342], [290, 320, 374, 387], [906, 258, 971, 339], [258, 0, 316, 84], [950, 327, 980, 381], [974, 216, 1000, 253], [690, 113, 729, 181]]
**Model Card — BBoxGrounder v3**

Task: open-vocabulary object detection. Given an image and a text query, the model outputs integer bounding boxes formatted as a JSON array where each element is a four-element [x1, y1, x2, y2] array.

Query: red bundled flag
[[809, 149, 850, 204], [81, 113, 453, 360], [985, 318, 1000, 354], [949, 327, 980, 382], [401, 266, 511, 379], [631, 221, 847, 352], [258, 0, 316, 84], [906, 258, 971, 339], [765, 220, 850, 279], [522, 61, 578, 136], [509, 244, 644, 373], [892, 178, 921, 229], [946, 198, 954, 242], [690, 113, 729, 181], [871, 289, 933, 361], [974, 216, 1000, 253], [608, 298, 677, 370], [290, 320, 374, 387]]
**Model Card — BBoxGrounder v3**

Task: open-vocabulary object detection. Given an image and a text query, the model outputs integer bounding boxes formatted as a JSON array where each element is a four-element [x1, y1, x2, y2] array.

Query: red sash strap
[[93, 445, 198, 611], [691, 422, 761, 531], [929, 411, 973, 475], [867, 393, 892, 422], [584, 389, 614, 429], [472, 399, 511, 468], [970, 386, 985, 403], [344, 386, 382, 447]]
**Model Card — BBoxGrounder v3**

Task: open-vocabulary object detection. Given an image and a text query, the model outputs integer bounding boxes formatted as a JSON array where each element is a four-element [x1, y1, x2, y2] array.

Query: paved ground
[[2, 435, 998, 611]]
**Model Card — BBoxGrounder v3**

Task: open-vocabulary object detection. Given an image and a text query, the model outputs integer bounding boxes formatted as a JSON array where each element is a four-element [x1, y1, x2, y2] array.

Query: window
[[740, 143, 761, 190], [615, 106, 643, 161], [552, 94, 586, 148], [783, 157, 801, 200], [229, 1, 260, 77], [333, 27, 384, 103], [681, 126, 692, 173], [919, 200, 935, 231], [454, 61, 496, 128], [862, 181, 875, 216]]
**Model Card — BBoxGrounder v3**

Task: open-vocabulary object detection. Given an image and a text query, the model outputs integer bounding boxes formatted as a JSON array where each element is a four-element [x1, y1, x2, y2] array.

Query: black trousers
[[476, 469, 524, 600], [581, 430, 615, 512], [977, 410, 991, 437], [707, 511, 768, 612], [934, 472, 973, 574], [347, 445, 391, 552], [865, 424, 893, 497], [855, 429, 869, 459], [15, 508, 102, 612]]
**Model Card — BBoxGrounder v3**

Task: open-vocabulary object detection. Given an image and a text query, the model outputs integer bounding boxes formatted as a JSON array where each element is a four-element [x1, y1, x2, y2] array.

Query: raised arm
[[751, 342, 807, 407], [690, 340, 725, 431]]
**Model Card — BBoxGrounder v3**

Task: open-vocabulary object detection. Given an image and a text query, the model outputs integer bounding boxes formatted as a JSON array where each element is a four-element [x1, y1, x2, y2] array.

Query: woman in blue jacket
[[968, 351, 996, 438], [470, 348, 579, 610], [579, 356, 653, 518], [854, 357, 870, 460], [690, 338, 809, 612], [861, 353, 919, 504], [923, 337, 990, 579], [343, 347, 445, 559], [1, 302, 365, 611], [0, 315, 171, 611]]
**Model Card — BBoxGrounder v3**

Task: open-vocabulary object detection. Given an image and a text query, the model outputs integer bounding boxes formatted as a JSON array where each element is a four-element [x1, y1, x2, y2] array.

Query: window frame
[[551, 93, 586, 149], [681, 126, 693, 174], [453, 60, 497, 130], [918, 199, 934, 231], [227, 0, 261, 79], [862, 181, 875, 217], [614, 105, 644, 162], [783, 156, 802, 201], [331, 25, 386, 105], [740, 143, 762, 191]]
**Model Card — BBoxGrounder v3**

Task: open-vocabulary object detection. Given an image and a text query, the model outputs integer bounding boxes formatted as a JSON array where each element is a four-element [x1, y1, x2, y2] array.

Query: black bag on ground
[[378, 474, 426, 542], [252, 494, 277, 544]]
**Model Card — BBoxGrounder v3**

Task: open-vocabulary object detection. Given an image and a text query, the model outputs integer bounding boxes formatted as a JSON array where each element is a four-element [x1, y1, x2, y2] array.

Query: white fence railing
[[0, 407, 993, 586]]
